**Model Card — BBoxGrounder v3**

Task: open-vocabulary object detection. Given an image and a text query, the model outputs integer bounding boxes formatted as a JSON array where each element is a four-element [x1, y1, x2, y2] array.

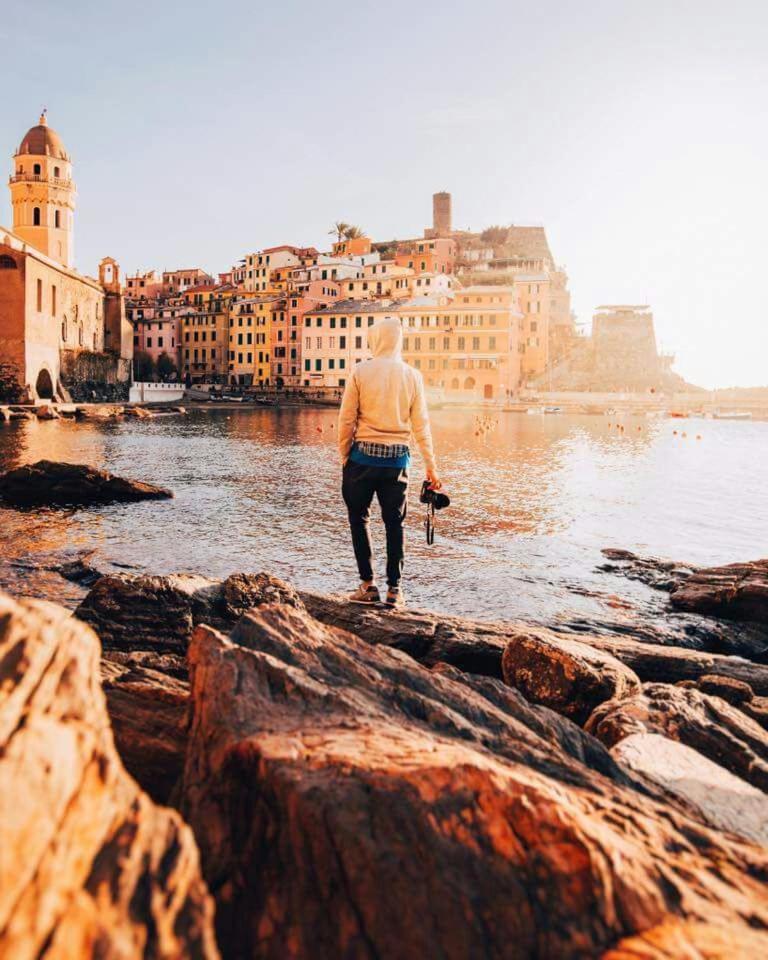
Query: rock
[[35, 403, 60, 420], [586, 683, 768, 792], [124, 405, 155, 419], [9, 409, 35, 421], [604, 918, 768, 959], [0, 406, 9, 423], [182, 603, 768, 959], [581, 633, 768, 695], [77, 571, 302, 653], [694, 673, 754, 704], [0, 591, 218, 959], [670, 559, 768, 624], [0, 459, 174, 507], [599, 548, 697, 592], [76, 404, 125, 419], [101, 653, 189, 805], [612, 733, 768, 846], [501, 628, 641, 724]]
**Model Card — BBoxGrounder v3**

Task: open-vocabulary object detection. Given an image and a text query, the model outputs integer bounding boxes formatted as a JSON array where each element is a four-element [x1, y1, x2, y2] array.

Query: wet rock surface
[[501, 628, 642, 724], [0, 591, 218, 959], [670, 558, 768, 623], [0, 459, 173, 507], [586, 682, 768, 791], [181, 603, 768, 959]]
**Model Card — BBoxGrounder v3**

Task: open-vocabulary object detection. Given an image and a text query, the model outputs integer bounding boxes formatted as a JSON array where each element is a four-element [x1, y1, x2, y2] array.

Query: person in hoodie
[[337, 316, 441, 608]]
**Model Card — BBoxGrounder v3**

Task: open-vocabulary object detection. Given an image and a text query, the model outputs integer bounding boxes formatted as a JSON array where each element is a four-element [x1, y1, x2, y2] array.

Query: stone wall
[[59, 349, 129, 402]]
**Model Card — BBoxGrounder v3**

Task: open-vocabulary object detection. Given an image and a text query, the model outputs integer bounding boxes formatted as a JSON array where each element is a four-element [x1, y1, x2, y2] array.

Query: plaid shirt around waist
[[354, 441, 410, 459]]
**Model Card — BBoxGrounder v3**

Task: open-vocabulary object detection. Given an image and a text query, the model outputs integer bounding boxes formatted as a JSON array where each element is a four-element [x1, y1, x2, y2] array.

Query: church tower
[[9, 112, 76, 267]]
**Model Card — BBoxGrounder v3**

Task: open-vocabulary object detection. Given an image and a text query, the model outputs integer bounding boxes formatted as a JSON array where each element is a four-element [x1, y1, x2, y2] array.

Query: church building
[[0, 113, 132, 402]]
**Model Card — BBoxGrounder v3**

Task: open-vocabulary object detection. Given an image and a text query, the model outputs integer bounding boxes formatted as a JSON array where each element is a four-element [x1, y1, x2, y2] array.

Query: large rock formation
[[0, 591, 218, 959], [586, 682, 768, 791], [501, 628, 642, 724], [670, 559, 768, 625], [0, 459, 173, 507], [181, 602, 768, 960]]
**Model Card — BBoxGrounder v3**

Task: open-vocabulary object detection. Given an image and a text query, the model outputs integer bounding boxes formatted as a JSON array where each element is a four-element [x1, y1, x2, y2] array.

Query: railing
[[9, 173, 72, 188]]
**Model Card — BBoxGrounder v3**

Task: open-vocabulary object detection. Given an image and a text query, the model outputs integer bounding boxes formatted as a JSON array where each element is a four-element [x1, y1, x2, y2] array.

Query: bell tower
[[9, 112, 76, 267]]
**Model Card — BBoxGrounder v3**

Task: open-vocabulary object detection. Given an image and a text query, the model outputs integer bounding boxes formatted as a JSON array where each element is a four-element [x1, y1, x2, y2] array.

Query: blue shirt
[[349, 441, 411, 469]]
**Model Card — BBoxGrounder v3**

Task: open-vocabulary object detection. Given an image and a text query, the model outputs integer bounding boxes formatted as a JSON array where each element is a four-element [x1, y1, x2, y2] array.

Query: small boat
[[712, 410, 752, 420], [669, 411, 688, 419], [543, 406, 563, 414], [526, 406, 544, 415], [221, 394, 245, 403]]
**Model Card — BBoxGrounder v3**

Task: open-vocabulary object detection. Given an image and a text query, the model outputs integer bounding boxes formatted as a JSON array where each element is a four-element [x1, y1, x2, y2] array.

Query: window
[[305, 359, 311, 371], [33, 163, 41, 176], [54, 210, 60, 229], [489, 336, 496, 349], [0, 255, 17, 270], [329, 336, 336, 348], [51, 285, 57, 316], [329, 358, 335, 370], [355, 317, 362, 328], [158, 337, 164, 348], [315, 359, 322, 371], [316, 337, 322, 348], [429, 337, 436, 351], [472, 337, 480, 350], [147, 337, 152, 348], [54, 166, 60, 178], [457, 336, 465, 350], [339, 358, 346, 369], [33, 207, 41, 226], [339, 336, 346, 348], [355, 336, 362, 349], [36, 278, 43, 311]]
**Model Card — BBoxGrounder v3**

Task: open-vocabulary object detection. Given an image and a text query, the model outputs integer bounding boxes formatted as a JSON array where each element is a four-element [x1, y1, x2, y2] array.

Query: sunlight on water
[[0, 408, 766, 623]]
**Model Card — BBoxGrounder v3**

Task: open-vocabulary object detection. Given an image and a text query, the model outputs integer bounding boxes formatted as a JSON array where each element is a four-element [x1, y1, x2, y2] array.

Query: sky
[[1, 0, 767, 388]]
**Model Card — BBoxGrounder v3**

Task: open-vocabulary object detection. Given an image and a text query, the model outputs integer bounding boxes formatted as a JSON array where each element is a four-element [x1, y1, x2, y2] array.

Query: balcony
[[9, 173, 73, 188]]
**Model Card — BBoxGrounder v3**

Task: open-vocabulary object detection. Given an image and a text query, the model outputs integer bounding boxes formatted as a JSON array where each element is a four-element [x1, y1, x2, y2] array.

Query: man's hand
[[426, 469, 442, 490]]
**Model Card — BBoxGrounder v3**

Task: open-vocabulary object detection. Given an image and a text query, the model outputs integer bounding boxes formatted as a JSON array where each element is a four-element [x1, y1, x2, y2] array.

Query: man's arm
[[337, 374, 360, 464], [410, 372, 439, 480]]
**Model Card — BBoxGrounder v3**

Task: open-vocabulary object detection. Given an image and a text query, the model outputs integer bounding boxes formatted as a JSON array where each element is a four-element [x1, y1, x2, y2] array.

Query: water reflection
[[0, 409, 766, 624]]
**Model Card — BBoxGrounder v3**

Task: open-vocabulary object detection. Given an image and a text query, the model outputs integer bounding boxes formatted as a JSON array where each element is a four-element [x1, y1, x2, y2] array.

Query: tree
[[133, 350, 156, 383], [343, 224, 365, 240], [156, 352, 177, 381], [329, 221, 351, 242]]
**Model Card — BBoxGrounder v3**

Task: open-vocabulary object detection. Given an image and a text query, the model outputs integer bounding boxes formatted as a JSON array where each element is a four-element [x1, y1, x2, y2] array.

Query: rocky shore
[[3, 555, 768, 957]]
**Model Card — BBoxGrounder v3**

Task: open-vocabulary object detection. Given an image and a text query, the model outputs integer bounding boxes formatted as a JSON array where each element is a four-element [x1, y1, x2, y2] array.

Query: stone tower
[[9, 112, 76, 267], [433, 191, 452, 236]]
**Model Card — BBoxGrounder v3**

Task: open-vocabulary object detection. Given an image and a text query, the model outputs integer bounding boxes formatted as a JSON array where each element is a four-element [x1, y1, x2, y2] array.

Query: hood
[[367, 317, 403, 359]]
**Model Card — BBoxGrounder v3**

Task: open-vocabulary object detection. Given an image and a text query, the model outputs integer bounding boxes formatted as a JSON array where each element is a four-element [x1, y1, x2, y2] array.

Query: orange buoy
[[696, 434, 702, 440], [673, 430, 677, 435]]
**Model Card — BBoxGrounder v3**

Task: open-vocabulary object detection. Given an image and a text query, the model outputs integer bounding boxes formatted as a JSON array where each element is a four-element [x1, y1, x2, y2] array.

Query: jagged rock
[[599, 548, 697, 592], [605, 920, 768, 960], [76, 404, 125, 419], [692, 673, 754, 704], [501, 628, 641, 724], [612, 733, 768, 846], [670, 559, 768, 624], [182, 603, 768, 959], [586, 683, 768, 792], [101, 654, 189, 805], [77, 571, 302, 652], [0, 591, 218, 959], [582, 633, 768, 695], [221, 571, 303, 620], [0, 459, 173, 507], [124, 405, 155, 419], [35, 403, 60, 420]]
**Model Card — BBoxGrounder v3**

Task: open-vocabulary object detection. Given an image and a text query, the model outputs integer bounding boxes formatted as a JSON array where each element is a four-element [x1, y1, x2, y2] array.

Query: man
[[338, 316, 441, 608]]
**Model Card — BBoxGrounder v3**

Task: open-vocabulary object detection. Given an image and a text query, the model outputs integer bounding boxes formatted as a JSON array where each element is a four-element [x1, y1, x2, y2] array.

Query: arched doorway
[[35, 368, 54, 399], [464, 376, 476, 391], [483, 384, 494, 399]]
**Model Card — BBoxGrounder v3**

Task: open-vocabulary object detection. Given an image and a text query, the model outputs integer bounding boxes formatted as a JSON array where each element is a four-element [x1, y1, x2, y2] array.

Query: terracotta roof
[[16, 114, 70, 161]]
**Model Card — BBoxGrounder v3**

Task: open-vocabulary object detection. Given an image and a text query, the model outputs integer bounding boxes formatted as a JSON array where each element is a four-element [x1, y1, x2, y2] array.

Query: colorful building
[[301, 300, 397, 388]]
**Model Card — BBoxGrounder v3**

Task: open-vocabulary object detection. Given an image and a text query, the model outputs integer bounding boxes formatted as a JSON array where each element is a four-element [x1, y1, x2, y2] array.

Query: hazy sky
[[1, 0, 766, 388]]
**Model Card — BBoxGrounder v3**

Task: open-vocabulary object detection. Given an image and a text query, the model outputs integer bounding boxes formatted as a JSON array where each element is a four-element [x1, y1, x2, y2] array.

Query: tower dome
[[16, 112, 70, 161]]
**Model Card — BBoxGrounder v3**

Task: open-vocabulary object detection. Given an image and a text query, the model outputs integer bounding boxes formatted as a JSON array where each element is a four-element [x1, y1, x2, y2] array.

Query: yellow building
[[180, 285, 237, 383], [513, 274, 551, 383], [228, 295, 274, 386], [1, 113, 131, 402], [398, 287, 522, 401]]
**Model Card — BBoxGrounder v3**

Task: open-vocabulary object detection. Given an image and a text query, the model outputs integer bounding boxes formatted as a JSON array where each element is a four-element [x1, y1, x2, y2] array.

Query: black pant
[[342, 460, 408, 588]]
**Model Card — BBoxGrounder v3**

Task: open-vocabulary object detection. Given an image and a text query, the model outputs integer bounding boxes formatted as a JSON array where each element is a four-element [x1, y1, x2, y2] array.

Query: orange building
[[398, 287, 522, 401]]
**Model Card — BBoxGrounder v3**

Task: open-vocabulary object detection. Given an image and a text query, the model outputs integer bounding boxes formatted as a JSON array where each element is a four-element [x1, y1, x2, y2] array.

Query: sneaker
[[384, 586, 405, 609], [348, 583, 381, 604]]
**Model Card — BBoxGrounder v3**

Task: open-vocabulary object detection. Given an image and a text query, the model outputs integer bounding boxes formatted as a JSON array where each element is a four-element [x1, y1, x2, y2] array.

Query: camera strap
[[425, 501, 436, 545]]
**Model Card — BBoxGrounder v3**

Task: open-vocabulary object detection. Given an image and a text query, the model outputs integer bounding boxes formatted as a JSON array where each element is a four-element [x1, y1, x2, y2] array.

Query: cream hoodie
[[337, 317, 437, 472]]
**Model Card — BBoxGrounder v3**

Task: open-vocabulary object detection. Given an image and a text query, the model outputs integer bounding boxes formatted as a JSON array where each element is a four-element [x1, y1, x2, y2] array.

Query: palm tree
[[343, 224, 365, 240], [329, 221, 351, 242]]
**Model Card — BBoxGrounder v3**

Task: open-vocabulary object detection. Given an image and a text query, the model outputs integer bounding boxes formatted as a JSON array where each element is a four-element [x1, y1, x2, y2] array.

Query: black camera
[[420, 481, 451, 510]]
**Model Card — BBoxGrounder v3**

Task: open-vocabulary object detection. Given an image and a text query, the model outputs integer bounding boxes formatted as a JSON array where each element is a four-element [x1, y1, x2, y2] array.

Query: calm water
[[0, 407, 766, 625]]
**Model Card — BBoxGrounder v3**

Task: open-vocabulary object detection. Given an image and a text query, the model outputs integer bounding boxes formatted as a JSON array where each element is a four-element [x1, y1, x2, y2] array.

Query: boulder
[[76, 405, 125, 419], [182, 603, 768, 959], [124, 405, 155, 419], [670, 559, 768, 624], [101, 653, 189, 805], [612, 733, 768, 846], [599, 548, 697, 592], [0, 591, 218, 959], [0, 459, 173, 507], [501, 628, 641, 724], [586, 683, 768, 791], [77, 571, 302, 653], [35, 403, 60, 420]]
